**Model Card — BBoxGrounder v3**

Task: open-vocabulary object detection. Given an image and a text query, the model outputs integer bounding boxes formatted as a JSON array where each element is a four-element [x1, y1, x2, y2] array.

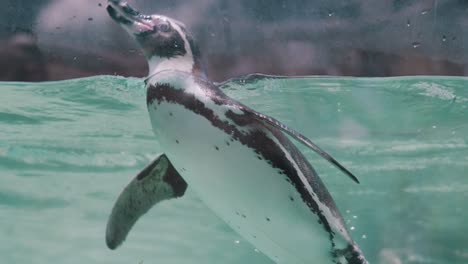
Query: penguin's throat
[[147, 55, 195, 78]]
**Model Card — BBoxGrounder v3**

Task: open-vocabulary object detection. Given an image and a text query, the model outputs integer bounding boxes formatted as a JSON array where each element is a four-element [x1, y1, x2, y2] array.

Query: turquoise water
[[0, 75, 467, 264]]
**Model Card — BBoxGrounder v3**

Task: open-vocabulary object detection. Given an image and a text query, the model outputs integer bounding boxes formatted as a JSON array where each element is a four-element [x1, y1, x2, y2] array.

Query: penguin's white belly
[[149, 101, 342, 264]]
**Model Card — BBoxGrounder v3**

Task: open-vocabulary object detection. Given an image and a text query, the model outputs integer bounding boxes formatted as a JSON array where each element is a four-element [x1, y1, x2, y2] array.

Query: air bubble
[[362, 234, 367, 239], [350, 226, 355, 230], [234, 240, 240, 244], [421, 9, 430, 15], [412, 42, 421, 48]]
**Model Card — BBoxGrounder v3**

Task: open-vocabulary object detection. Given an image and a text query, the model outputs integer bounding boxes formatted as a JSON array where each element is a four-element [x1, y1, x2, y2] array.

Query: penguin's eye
[[159, 23, 170, 32]]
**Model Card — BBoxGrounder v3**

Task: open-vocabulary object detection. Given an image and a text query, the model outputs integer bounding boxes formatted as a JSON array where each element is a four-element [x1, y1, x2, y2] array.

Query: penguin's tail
[[332, 243, 369, 264]]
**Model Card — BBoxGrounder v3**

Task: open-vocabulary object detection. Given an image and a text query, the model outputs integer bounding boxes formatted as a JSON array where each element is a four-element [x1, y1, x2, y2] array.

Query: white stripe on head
[[147, 16, 195, 84]]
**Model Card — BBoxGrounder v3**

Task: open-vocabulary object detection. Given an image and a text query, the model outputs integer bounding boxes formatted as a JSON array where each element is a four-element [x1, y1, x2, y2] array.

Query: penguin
[[105, 1, 368, 263]]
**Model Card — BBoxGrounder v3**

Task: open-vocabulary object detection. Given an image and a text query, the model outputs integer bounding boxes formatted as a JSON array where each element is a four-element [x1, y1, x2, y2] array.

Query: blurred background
[[1, 0, 468, 82]]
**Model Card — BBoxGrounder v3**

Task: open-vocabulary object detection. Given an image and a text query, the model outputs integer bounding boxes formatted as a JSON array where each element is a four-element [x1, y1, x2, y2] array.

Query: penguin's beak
[[107, 0, 154, 33]]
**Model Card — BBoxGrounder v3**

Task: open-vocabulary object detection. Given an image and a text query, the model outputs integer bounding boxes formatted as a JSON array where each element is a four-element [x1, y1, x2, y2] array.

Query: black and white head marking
[[107, 0, 204, 77], [134, 18, 187, 59]]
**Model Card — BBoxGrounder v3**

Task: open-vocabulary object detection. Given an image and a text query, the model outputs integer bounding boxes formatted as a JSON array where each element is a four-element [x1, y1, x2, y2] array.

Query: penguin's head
[[107, 0, 203, 76]]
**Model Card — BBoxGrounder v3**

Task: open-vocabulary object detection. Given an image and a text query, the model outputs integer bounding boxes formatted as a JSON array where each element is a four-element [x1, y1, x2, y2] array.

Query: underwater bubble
[[412, 42, 421, 48], [234, 240, 240, 244], [350, 226, 355, 231]]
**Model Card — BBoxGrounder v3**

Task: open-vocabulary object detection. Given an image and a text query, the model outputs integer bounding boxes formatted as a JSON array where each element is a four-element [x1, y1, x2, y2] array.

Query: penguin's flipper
[[243, 107, 360, 184], [106, 154, 187, 250]]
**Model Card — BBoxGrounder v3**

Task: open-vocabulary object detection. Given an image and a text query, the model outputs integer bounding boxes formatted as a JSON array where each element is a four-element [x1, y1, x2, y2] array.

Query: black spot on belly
[[266, 217, 270, 222], [215, 146, 219, 151], [289, 196, 294, 202], [176, 139, 179, 144], [225, 141, 230, 146], [241, 214, 246, 218], [257, 155, 262, 160], [169, 112, 173, 116]]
